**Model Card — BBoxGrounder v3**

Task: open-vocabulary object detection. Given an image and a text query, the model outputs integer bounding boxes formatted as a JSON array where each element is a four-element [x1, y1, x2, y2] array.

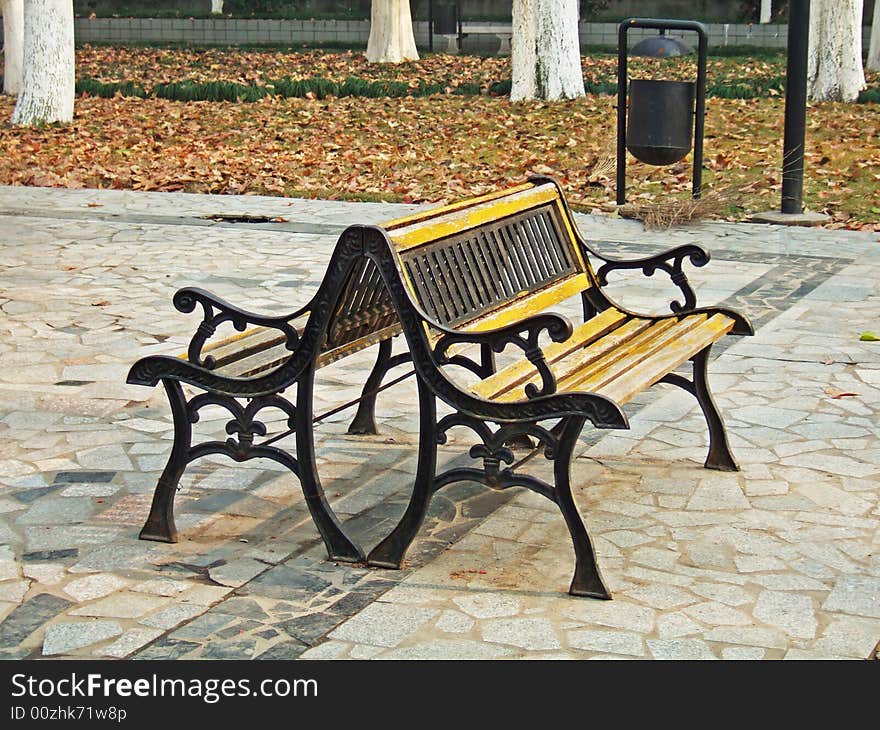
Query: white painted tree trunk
[[511, 0, 584, 102], [807, 0, 866, 102], [868, 0, 880, 71], [11, 0, 74, 125], [759, 0, 772, 23], [366, 0, 419, 63], [210, 0, 224, 14], [2, 0, 24, 95]]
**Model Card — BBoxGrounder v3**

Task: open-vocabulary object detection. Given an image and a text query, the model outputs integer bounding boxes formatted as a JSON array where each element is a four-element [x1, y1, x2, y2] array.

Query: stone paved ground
[[0, 186, 878, 661]]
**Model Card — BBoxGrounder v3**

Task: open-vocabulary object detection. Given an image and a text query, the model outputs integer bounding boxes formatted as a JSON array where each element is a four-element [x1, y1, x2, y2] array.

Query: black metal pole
[[616, 23, 629, 205], [781, 0, 810, 214], [429, 0, 434, 53]]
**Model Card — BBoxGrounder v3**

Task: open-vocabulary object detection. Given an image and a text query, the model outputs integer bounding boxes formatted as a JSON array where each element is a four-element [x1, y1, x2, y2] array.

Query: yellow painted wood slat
[[597, 314, 736, 405], [381, 182, 535, 231], [561, 315, 710, 395], [451, 273, 591, 335], [471, 307, 628, 399], [389, 185, 560, 251], [490, 316, 664, 402]]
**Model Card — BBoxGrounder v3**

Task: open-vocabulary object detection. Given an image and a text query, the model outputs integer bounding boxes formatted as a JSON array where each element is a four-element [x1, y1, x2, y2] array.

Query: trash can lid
[[630, 35, 692, 57]]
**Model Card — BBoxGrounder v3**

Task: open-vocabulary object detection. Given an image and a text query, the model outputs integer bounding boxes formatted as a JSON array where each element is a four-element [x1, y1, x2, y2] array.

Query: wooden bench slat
[[471, 307, 628, 399], [460, 272, 591, 333], [561, 315, 711, 395], [490, 316, 667, 403], [389, 185, 560, 251], [597, 314, 736, 405]]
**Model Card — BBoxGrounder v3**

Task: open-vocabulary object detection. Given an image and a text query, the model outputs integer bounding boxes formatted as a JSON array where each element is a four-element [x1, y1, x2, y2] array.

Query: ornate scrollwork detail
[[173, 287, 303, 369], [433, 313, 573, 399], [592, 244, 710, 313], [186, 392, 297, 459], [436, 413, 563, 488]]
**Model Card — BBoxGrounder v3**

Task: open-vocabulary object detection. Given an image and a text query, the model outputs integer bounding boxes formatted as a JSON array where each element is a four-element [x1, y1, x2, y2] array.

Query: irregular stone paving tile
[[451, 593, 521, 619], [69, 544, 158, 573], [0, 579, 30, 603], [782, 649, 853, 660], [139, 603, 206, 630], [42, 620, 123, 656], [200, 639, 259, 660], [298, 640, 353, 659], [21, 563, 65, 585], [647, 639, 718, 660], [329, 603, 438, 648], [169, 613, 237, 641], [63, 573, 129, 602], [349, 645, 385, 659], [620, 584, 698, 610], [238, 564, 332, 600], [131, 638, 201, 661], [0, 593, 72, 646], [754, 591, 819, 640], [821, 575, 880, 619], [255, 640, 308, 660], [481, 618, 561, 651], [657, 612, 703, 639], [703, 627, 790, 650], [378, 639, 517, 660], [567, 629, 645, 657], [206, 558, 271, 588], [70, 592, 170, 619], [435, 610, 475, 634], [684, 602, 753, 626], [96, 628, 164, 658], [16, 498, 95, 525], [721, 647, 767, 660], [690, 583, 753, 606], [132, 578, 192, 596], [562, 600, 655, 633], [811, 616, 880, 659]]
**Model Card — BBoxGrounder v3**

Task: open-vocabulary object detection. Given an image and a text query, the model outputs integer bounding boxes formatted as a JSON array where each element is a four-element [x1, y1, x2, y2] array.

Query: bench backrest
[[319, 179, 595, 363]]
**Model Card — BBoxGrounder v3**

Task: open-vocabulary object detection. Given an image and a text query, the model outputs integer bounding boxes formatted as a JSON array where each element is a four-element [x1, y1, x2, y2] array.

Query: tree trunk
[[10, 0, 74, 125], [2, 0, 24, 95], [807, 0, 866, 102], [511, 0, 584, 102], [210, 0, 224, 14], [868, 0, 880, 71], [366, 0, 419, 63], [759, 0, 772, 23]]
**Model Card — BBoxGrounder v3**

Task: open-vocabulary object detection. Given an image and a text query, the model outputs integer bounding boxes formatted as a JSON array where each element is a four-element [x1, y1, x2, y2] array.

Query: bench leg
[[348, 338, 413, 436], [692, 347, 739, 471], [661, 346, 739, 472], [555, 416, 612, 599], [297, 368, 366, 563], [139, 380, 190, 543], [366, 379, 437, 569]]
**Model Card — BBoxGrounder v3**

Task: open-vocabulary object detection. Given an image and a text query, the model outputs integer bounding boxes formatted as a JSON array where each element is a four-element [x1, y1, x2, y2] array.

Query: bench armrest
[[173, 287, 307, 369], [433, 312, 573, 399], [587, 242, 710, 313]]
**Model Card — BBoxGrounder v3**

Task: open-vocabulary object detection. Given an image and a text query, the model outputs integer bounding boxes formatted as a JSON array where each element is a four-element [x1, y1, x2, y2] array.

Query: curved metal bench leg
[[692, 346, 739, 471], [555, 416, 612, 599], [297, 366, 365, 563], [367, 379, 437, 569], [139, 380, 190, 543], [348, 338, 392, 435], [659, 346, 739, 472]]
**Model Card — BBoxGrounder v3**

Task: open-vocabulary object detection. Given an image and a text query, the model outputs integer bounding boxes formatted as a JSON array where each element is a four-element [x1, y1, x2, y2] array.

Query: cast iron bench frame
[[127, 176, 752, 598]]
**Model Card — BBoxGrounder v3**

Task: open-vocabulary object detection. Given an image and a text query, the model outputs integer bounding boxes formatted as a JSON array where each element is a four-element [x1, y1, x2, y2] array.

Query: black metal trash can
[[434, 2, 458, 35], [626, 79, 695, 166]]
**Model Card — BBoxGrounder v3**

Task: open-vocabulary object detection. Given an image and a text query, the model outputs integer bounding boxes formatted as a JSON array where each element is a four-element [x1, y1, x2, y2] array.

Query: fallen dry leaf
[[824, 387, 859, 399]]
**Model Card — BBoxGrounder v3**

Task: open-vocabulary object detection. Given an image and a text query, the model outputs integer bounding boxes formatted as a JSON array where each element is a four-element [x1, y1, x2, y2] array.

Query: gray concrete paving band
[[0, 186, 878, 660]]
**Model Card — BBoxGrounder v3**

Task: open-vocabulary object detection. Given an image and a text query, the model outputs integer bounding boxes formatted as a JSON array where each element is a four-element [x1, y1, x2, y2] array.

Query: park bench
[[127, 176, 752, 599]]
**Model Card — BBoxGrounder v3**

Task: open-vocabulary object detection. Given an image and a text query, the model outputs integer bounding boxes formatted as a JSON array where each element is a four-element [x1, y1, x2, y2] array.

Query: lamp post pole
[[781, 0, 810, 214], [751, 0, 827, 226]]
